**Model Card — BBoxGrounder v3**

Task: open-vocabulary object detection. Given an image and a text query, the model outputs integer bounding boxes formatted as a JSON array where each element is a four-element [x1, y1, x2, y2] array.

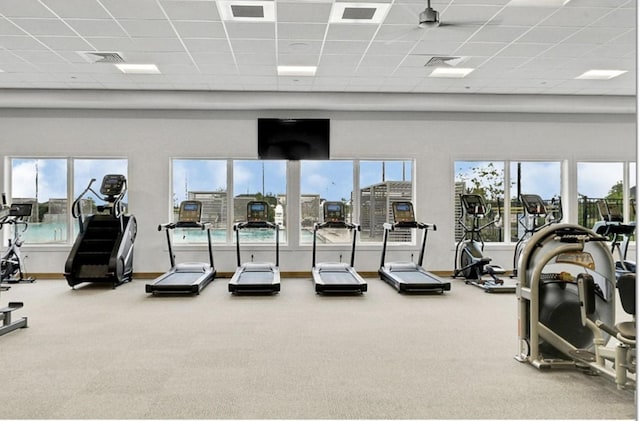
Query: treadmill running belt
[[319, 272, 359, 284], [390, 270, 440, 283], [158, 272, 204, 286], [236, 271, 274, 284]]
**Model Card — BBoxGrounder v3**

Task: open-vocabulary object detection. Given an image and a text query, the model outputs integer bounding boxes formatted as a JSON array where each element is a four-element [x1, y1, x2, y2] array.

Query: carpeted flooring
[[0, 277, 636, 419]]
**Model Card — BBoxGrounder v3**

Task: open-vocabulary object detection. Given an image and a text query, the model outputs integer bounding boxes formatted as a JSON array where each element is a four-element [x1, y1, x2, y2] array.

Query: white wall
[[0, 92, 635, 276]]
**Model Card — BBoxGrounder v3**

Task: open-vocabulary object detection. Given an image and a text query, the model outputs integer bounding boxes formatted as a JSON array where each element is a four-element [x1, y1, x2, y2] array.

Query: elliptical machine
[[592, 200, 636, 279], [0, 195, 35, 284], [0, 194, 28, 337], [511, 194, 562, 277], [453, 193, 508, 292]]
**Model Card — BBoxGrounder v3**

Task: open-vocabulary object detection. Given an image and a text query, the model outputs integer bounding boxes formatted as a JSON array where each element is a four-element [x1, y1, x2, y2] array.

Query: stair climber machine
[[453, 194, 509, 293], [592, 199, 636, 279], [511, 194, 562, 278], [515, 223, 634, 390], [146, 200, 216, 295], [0, 195, 28, 336], [312, 201, 367, 294], [65, 175, 137, 289], [379, 201, 450, 294], [228, 201, 280, 294]]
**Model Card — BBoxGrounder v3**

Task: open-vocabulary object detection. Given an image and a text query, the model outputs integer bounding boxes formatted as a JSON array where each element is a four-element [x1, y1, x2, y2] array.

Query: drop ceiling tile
[[410, 40, 463, 55], [126, 51, 194, 65], [224, 21, 275, 39], [0, 18, 30, 36], [468, 25, 528, 43], [173, 21, 226, 38], [477, 56, 530, 70], [66, 19, 128, 37], [347, 76, 384, 86], [383, 3, 419, 25], [130, 37, 186, 52], [230, 39, 275, 53], [182, 38, 231, 53], [237, 64, 275, 76], [564, 27, 630, 44], [0, 36, 49, 50], [190, 51, 237, 65], [326, 24, 379, 41], [539, 7, 610, 27], [354, 65, 396, 76], [277, 23, 327, 40], [490, 6, 557, 26], [160, 0, 221, 20], [235, 52, 277, 65], [41, 0, 112, 19], [12, 50, 66, 63], [366, 40, 415, 55], [321, 40, 370, 54], [453, 41, 508, 56], [517, 26, 580, 43], [590, 8, 635, 28], [118, 19, 176, 37], [277, 2, 332, 23], [497, 42, 553, 57], [392, 66, 432, 77], [539, 43, 594, 58], [278, 39, 323, 55], [84, 36, 136, 51], [374, 25, 425, 42], [277, 53, 318, 66], [100, 0, 166, 19], [9, 18, 75, 36], [38, 36, 94, 51], [440, 4, 504, 24], [0, 0, 55, 18], [198, 63, 239, 75], [358, 54, 405, 67]]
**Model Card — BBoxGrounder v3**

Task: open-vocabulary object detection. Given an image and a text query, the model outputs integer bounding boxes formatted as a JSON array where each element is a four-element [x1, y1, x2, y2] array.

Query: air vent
[[231, 5, 264, 18], [424, 56, 466, 67], [342, 7, 376, 20], [78, 51, 125, 64]]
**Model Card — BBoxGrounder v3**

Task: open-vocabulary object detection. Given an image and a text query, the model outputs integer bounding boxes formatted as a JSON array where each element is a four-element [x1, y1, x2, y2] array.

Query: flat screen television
[[258, 118, 330, 160]]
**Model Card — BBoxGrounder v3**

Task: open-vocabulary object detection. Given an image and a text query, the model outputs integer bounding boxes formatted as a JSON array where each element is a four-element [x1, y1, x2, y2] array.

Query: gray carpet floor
[[0, 277, 636, 419]]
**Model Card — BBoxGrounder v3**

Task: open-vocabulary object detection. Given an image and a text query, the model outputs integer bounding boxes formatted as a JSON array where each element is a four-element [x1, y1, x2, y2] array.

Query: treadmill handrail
[[312, 221, 360, 268], [234, 220, 280, 268]]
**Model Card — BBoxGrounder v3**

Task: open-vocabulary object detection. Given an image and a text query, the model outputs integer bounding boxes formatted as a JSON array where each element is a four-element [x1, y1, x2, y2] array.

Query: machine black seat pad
[[385, 262, 419, 271], [616, 321, 636, 340], [242, 263, 275, 272]]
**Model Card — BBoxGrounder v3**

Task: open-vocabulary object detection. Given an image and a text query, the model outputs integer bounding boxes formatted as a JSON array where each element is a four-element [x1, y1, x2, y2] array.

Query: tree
[[606, 180, 623, 200], [458, 162, 504, 201]]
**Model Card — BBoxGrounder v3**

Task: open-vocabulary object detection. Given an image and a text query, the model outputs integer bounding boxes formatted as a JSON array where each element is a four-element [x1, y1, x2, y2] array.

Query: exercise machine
[[453, 194, 509, 292], [511, 194, 562, 277], [0, 195, 35, 284], [592, 199, 636, 278], [576, 272, 635, 390], [514, 223, 634, 389], [379, 201, 450, 293], [65, 175, 137, 289], [0, 196, 27, 336], [312, 201, 367, 294], [146, 200, 216, 295], [228, 201, 280, 294]]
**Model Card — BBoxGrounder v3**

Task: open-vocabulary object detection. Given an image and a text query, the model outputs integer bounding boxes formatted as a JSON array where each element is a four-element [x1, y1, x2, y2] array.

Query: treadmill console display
[[324, 202, 345, 223], [461, 194, 486, 216], [100, 174, 127, 196], [392, 202, 416, 224], [520, 194, 547, 216], [247, 201, 269, 222], [178, 201, 202, 224]]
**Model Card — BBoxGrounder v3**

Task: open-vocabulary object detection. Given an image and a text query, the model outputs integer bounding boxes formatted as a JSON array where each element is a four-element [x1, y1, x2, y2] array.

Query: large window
[[300, 160, 353, 244], [233, 160, 287, 243], [359, 160, 413, 243], [172, 159, 227, 243], [10, 158, 68, 244], [577, 162, 624, 229]]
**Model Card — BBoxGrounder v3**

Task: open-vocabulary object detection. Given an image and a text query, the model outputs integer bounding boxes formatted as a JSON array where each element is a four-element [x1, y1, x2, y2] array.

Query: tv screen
[[258, 118, 330, 160]]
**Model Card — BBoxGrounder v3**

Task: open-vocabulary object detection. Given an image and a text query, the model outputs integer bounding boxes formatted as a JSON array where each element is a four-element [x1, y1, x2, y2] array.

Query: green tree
[[606, 180, 623, 200]]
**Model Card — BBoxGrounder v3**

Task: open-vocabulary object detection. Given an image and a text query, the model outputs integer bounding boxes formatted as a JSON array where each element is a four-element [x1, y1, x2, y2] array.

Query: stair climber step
[[78, 264, 110, 279]]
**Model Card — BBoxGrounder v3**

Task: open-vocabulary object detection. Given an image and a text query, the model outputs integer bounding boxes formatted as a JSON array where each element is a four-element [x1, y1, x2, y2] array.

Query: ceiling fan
[[418, 0, 440, 28]]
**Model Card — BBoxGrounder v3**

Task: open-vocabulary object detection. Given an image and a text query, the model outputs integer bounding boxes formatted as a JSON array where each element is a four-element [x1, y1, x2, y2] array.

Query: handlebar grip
[[1, 193, 6, 206]]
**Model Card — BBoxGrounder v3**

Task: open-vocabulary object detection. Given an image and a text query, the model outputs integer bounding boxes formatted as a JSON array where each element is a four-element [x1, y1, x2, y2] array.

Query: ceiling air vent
[[424, 56, 465, 67], [231, 4, 264, 18], [342, 7, 377, 20], [78, 51, 125, 64]]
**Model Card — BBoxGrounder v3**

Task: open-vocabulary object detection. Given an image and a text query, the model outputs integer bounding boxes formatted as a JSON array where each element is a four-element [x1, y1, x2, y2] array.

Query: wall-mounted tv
[[258, 118, 330, 160]]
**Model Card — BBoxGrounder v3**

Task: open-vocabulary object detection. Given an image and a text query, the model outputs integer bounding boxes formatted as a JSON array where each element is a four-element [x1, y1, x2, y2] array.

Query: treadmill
[[228, 201, 281, 294], [145, 200, 216, 295], [312, 201, 367, 294], [379, 201, 451, 293]]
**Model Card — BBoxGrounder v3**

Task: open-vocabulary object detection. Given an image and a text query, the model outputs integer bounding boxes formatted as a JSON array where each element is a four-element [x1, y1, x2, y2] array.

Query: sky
[[9, 158, 636, 204]]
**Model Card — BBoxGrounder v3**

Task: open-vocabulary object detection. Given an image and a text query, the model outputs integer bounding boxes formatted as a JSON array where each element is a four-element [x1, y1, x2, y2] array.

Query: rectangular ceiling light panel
[[218, 1, 275, 21], [277, 66, 317, 76], [575, 70, 627, 80], [115, 64, 160, 74], [429, 67, 474, 78], [329, 3, 391, 23]]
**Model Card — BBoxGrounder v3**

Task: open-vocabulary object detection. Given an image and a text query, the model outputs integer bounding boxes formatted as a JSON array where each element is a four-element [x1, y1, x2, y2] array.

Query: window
[[509, 161, 561, 242], [172, 159, 227, 243], [628, 162, 636, 222], [300, 160, 353, 244], [577, 162, 624, 229], [10, 158, 68, 244], [359, 160, 413, 243], [454, 161, 504, 242], [233, 160, 286, 243]]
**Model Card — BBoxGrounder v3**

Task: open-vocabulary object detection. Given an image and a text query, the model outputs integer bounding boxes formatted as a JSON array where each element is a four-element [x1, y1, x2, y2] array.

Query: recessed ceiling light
[[115, 64, 160, 74], [508, 0, 570, 6], [329, 3, 391, 24], [575, 70, 627, 80], [277, 66, 317, 77], [429, 67, 475, 78], [217, 1, 275, 21]]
